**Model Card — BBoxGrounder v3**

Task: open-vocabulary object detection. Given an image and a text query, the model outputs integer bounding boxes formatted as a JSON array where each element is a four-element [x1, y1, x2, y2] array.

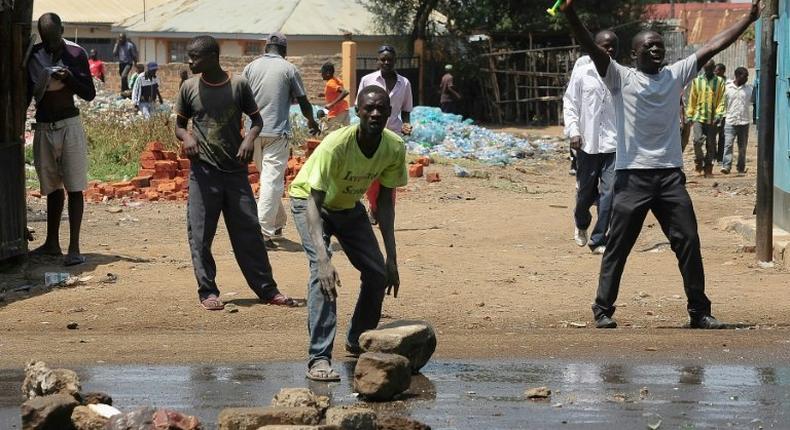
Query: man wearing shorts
[[27, 13, 96, 266]]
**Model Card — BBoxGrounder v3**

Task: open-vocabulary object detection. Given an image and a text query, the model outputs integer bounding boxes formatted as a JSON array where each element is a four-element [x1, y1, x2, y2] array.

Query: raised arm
[[561, 1, 610, 77], [695, 0, 761, 70]]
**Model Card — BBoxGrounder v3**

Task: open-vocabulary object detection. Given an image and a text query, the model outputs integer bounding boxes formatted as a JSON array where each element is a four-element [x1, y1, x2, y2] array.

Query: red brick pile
[[408, 156, 440, 182], [81, 140, 314, 203]]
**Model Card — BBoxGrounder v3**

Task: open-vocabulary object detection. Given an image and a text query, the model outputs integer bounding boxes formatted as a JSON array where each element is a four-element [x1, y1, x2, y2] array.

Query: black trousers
[[592, 168, 711, 320], [119, 62, 132, 92], [188, 160, 279, 301]]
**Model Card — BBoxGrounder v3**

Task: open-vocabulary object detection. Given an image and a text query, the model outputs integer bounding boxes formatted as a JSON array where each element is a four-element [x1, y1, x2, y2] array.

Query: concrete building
[[112, 0, 402, 64], [31, 0, 169, 60]]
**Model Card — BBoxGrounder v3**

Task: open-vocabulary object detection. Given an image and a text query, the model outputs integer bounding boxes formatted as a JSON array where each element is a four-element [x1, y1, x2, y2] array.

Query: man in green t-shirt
[[175, 35, 296, 311], [289, 85, 408, 381]]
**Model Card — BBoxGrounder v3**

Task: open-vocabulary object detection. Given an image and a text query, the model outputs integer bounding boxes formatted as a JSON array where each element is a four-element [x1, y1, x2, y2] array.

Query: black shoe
[[273, 227, 283, 238], [345, 342, 363, 357], [689, 315, 727, 329], [264, 238, 278, 250], [595, 315, 617, 329]]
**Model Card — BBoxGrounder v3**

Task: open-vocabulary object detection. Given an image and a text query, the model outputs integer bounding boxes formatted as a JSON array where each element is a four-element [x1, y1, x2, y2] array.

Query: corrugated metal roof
[[33, 0, 171, 24], [116, 0, 384, 37], [644, 3, 752, 45]]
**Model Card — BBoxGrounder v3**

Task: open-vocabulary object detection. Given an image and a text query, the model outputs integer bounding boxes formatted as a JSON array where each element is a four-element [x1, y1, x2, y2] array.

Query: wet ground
[[2, 359, 788, 429]]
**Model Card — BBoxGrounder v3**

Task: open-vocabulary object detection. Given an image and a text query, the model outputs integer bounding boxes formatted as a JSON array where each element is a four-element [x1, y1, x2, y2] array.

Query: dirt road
[[1, 135, 788, 367]]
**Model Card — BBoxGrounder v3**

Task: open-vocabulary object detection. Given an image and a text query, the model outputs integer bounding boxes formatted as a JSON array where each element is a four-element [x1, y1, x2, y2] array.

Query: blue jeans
[[722, 123, 749, 172], [290, 197, 387, 366], [574, 150, 616, 249]]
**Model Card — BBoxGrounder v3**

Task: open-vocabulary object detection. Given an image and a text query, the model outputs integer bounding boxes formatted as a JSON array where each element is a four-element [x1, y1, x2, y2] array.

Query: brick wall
[[103, 54, 342, 104]]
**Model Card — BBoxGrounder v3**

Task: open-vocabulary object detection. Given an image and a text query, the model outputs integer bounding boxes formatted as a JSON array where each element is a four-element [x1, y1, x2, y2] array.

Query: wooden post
[[414, 38, 425, 105], [342, 39, 357, 106], [0, 0, 34, 261]]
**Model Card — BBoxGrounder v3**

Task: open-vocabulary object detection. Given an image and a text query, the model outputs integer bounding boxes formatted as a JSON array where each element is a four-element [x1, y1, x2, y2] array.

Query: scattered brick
[[157, 181, 178, 194], [426, 172, 441, 183], [145, 191, 160, 201], [248, 163, 258, 174], [416, 156, 432, 166], [174, 177, 187, 191], [131, 176, 152, 188], [138, 169, 155, 177], [408, 164, 424, 178], [177, 158, 191, 170], [145, 141, 164, 152], [162, 151, 178, 161], [115, 185, 137, 197]]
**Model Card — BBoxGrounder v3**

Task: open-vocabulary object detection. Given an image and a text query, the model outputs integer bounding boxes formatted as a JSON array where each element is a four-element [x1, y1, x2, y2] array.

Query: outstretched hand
[[749, 0, 763, 22], [560, 0, 575, 12]]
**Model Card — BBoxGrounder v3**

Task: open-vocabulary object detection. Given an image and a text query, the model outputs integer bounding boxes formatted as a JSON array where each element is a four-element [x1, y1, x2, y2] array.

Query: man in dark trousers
[[27, 12, 96, 266], [562, 0, 761, 329], [289, 85, 407, 381], [113, 33, 137, 93], [175, 35, 296, 311]]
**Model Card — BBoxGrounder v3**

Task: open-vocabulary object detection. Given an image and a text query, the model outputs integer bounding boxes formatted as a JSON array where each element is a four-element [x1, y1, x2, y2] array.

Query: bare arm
[[696, 0, 761, 69], [297, 95, 320, 135], [325, 89, 350, 109], [175, 115, 199, 158], [237, 112, 262, 163], [376, 186, 400, 297], [307, 189, 341, 300], [562, 1, 610, 78]]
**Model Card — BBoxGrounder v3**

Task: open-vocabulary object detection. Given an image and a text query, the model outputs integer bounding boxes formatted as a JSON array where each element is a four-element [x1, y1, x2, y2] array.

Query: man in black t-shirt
[[175, 35, 297, 311]]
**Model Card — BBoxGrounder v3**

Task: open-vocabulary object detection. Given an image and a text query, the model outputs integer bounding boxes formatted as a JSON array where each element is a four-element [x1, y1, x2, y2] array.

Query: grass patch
[[83, 112, 179, 182]]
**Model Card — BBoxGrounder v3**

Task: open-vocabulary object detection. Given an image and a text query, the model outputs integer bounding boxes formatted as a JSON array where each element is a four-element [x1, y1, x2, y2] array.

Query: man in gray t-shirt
[[242, 32, 319, 245], [563, 0, 761, 330]]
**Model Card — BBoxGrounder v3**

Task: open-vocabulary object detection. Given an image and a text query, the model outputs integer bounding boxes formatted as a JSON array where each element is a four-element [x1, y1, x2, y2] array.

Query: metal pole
[[756, 0, 778, 264]]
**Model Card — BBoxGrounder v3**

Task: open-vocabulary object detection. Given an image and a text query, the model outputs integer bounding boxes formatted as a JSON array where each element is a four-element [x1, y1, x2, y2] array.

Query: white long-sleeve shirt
[[563, 56, 617, 154], [724, 80, 753, 126]]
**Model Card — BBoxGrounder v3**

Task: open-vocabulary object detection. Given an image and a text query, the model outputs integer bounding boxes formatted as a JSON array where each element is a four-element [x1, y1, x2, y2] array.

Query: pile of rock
[[353, 320, 437, 402], [20, 360, 201, 430], [218, 387, 430, 430], [18, 359, 432, 430]]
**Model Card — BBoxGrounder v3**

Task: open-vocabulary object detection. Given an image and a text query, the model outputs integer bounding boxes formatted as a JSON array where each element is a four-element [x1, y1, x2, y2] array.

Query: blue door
[[775, 0, 790, 230]]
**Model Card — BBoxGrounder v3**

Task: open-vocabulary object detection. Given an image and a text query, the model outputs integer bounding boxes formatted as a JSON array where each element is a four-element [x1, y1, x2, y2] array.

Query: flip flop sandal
[[63, 254, 87, 266], [306, 360, 340, 382], [263, 293, 299, 307], [200, 295, 225, 311]]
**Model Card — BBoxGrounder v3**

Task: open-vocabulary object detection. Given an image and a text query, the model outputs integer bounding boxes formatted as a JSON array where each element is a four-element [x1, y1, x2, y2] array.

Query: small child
[[320, 62, 350, 132], [132, 62, 163, 119], [175, 35, 296, 311]]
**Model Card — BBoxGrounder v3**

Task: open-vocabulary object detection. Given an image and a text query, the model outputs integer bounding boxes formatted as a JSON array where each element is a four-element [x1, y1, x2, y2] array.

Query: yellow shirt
[[289, 125, 408, 210]]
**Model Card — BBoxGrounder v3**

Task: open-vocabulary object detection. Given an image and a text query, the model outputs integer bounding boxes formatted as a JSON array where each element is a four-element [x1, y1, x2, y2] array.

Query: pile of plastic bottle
[[290, 105, 560, 165]]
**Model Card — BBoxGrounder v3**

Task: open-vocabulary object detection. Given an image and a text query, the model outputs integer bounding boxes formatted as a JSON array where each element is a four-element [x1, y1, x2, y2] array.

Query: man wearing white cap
[[440, 64, 461, 114]]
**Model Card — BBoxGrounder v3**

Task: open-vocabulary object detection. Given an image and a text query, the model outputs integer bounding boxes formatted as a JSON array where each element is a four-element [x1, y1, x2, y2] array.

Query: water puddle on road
[[2, 360, 788, 429]]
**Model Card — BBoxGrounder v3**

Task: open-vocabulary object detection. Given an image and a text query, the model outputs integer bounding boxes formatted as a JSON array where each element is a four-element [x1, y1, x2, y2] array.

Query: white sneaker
[[574, 228, 588, 247], [592, 245, 606, 255]]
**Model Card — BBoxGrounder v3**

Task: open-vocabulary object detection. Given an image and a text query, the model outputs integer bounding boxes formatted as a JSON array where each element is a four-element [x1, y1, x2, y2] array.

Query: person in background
[[27, 12, 96, 266], [132, 61, 163, 119], [686, 59, 726, 178], [440, 64, 461, 114], [289, 85, 407, 381], [242, 32, 320, 249], [125, 63, 144, 99], [358, 45, 413, 224], [87, 49, 105, 83], [175, 35, 296, 311], [721, 67, 753, 174], [563, 30, 619, 255], [320, 62, 350, 132], [113, 33, 137, 93], [714, 63, 727, 162]]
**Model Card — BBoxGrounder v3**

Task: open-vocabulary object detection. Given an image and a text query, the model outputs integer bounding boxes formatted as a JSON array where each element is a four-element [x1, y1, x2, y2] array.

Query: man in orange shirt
[[321, 62, 350, 132]]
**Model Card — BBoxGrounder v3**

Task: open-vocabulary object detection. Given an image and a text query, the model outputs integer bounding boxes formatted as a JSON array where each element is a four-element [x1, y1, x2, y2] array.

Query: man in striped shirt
[[686, 59, 726, 177]]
